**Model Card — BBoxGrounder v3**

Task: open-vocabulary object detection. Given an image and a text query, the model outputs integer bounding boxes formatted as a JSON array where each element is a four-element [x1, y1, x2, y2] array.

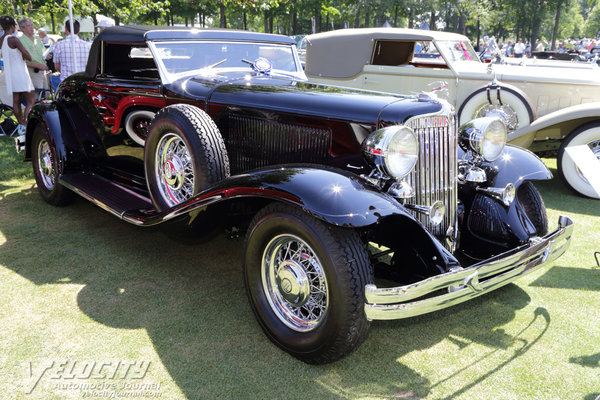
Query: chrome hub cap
[[276, 261, 311, 306], [262, 234, 328, 332], [37, 139, 55, 190], [155, 133, 194, 207], [475, 104, 518, 131]]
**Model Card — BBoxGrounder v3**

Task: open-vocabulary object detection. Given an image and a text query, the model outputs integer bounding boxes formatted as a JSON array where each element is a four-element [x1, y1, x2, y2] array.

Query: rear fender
[[25, 103, 83, 172]]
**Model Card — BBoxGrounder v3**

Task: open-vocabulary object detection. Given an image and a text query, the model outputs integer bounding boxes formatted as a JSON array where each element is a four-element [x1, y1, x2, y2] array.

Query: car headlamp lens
[[362, 126, 418, 179], [459, 117, 507, 161]]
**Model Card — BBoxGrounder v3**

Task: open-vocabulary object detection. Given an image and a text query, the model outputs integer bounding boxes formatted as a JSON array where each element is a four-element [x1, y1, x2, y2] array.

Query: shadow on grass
[[530, 266, 600, 291], [0, 187, 550, 399], [533, 165, 600, 218], [571, 352, 600, 368]]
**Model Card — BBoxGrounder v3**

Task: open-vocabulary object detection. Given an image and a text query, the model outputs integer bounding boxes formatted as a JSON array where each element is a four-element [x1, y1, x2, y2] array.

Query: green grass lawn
[[1, 135, 599, 400]]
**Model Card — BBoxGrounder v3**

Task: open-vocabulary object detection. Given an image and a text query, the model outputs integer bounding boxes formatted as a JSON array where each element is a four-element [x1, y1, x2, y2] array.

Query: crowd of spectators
[[480, 36, 600, 59], [0, 15, 111, 136]]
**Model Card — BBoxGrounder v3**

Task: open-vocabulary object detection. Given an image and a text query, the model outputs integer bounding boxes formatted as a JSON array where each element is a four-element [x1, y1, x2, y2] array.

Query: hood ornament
[[242, 57, 273, 75]]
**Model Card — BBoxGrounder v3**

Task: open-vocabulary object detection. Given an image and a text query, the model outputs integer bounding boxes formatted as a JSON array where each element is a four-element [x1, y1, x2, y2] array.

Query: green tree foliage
[[584, 4, 600, 37], [7, 0, 599, 45]]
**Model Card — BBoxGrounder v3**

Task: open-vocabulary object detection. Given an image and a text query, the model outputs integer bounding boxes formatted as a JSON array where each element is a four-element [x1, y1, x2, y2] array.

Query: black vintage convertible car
[[19, 26, 573, 364]]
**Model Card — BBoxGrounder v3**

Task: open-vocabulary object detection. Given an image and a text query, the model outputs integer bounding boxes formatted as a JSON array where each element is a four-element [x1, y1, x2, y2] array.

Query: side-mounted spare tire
[[458, 83, 537, 132], [144, 104, 230, 211]]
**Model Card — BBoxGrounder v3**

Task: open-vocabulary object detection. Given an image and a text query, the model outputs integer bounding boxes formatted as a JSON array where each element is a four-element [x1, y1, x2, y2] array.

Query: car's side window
[[371, 40, 415, 66], [102, 43, 159, 80]]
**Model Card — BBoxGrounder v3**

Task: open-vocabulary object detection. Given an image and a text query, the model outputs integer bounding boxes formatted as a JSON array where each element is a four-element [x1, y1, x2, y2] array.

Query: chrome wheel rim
[[474, 104, 518, 131], [155, 133, 194, 207], [261, 234, 329, 332], [36, 138, 55, 190]]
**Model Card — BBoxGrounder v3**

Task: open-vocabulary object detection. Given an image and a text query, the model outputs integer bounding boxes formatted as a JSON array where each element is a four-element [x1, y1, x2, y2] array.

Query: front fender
[[124, 165, 419, 228], [482, 144, 552, 188]]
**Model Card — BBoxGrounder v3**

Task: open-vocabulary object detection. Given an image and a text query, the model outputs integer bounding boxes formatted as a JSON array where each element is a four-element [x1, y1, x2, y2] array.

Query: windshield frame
[[147, 39, 306, 84], [434, 39, 481, 65]]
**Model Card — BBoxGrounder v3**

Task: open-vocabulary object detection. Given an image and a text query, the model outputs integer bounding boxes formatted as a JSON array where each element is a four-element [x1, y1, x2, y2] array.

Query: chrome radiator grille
[[227, 115, 332, 174], [404, 115, 457, 238]]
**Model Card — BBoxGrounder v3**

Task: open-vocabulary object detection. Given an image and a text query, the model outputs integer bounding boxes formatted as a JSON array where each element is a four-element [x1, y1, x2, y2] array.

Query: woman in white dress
[[0, 16, 35, 135]]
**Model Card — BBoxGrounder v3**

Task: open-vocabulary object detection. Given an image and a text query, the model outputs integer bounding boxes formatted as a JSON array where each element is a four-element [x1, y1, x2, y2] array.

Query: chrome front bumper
[[365, 215, 574, 320]]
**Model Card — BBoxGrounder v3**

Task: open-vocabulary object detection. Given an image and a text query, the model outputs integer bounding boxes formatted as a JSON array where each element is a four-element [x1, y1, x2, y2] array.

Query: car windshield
[[150, 40, 301, 81], [435, 40, 480, 63]]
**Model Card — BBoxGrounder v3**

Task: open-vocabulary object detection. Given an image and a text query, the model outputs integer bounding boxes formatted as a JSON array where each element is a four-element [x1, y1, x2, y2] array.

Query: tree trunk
[[394, 5, 399, 27], [315, 7, 322, 32], [269, 15, 273, 33], [293, 11, 298, 34], [354, 7, 361, 28], [51, 12, 56, 34], [550, 1, 562, 51], [264, 10, 269, 33], [220, 4, 227, 28], [243, 10, 247, 30], [185, 17, 188, 27], [429, 10, 436, 30], [408, 8, 414, 29], [476, 19, 481, 51]]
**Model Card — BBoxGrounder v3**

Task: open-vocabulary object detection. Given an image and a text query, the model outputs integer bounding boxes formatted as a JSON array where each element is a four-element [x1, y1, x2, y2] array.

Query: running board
[[60, 172, 157, 220]]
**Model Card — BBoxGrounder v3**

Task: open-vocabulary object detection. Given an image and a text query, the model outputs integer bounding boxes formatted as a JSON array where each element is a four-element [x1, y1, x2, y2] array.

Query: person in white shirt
[[514, 39, 526, 58]]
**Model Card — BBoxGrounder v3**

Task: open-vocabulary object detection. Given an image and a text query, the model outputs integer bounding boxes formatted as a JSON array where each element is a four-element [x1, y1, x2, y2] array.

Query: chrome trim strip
[[364, 215, 574, 320]]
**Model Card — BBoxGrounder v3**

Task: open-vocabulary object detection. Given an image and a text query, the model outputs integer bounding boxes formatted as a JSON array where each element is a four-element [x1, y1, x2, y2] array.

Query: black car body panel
[[21, 26, 573, 364]]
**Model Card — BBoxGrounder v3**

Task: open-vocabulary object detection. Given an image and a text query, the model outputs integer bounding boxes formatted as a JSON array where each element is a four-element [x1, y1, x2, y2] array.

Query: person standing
[[37, 27, 52, 47], [52, 19, 90, 82], [0, 16, 35, 136], [514, 39, 525, 58], [18, 17, 49, 91]]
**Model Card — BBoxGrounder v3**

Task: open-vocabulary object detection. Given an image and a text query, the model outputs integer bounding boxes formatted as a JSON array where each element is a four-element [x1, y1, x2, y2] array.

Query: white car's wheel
[[558, 122, 600, 199], [458, 84, 536, 132]]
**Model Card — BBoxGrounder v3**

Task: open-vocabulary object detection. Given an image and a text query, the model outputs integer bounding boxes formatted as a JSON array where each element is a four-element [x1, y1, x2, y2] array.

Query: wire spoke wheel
[[36, 137, 55, 190], [262, 234, 329, 332], [155, 133, 195, 207]]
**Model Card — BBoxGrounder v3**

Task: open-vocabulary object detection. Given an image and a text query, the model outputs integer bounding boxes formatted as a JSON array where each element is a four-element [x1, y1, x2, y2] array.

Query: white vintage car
[[304, 28, 600, 199]]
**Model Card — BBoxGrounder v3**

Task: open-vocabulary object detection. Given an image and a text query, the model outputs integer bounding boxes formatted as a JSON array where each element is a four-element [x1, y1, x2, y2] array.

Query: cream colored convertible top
[[305, 28, 469, 79]]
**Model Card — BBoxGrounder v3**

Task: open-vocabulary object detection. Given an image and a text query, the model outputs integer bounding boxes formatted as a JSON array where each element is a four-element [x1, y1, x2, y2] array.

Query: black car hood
[[164, 73, 445, 125]]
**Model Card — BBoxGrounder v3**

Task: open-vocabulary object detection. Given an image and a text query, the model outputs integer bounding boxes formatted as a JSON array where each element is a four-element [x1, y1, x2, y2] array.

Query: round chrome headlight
[[459, 117, 507, 161], [362, 125, 418, 179]]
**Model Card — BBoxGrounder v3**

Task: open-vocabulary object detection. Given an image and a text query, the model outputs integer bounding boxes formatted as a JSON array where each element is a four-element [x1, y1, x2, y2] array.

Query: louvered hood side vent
[[227, 115, 332, 174]]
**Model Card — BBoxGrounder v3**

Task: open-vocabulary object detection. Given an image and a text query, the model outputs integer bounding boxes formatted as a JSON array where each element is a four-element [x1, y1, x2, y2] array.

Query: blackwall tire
[[124, 109, 155, 146], [31, 124, 75, 206], [144, 104, 230, 211], [517, 181, 548, 236], [557, 121, 600, 199], [458, 84, 536, 132], [243, 203, 373, 364]]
